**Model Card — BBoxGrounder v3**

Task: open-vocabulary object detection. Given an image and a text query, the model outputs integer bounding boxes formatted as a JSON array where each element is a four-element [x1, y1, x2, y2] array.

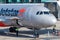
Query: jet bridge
[[57, 1, 60, 20]]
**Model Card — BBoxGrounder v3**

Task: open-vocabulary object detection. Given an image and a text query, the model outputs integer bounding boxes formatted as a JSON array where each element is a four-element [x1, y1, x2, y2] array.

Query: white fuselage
[[0, 4, 57, 29]]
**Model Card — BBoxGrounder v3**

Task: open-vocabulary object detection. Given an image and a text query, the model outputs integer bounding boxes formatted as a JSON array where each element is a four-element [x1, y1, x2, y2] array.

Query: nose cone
[[40, 15, 57, 27], [46, 15, 57, 26], [50, 17, 57, 25]]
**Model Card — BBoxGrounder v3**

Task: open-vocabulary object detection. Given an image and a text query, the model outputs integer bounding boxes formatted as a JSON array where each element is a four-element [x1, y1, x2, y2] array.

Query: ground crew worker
[[53, 27, 56, 33], [53, 25, 56, 35], [34, 30, 39, 38], [15, 27, 19, 37]]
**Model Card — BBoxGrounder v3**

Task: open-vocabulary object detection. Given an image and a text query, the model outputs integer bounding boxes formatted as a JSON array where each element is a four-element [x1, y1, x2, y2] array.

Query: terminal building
[[0, 0, 57, 3], [0, 0, 59, 19]]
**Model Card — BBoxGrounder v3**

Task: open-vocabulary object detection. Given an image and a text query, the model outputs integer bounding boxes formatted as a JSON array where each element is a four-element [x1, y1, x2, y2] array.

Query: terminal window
[[5, 0, 41, 3], [0, 0, 6, 3]]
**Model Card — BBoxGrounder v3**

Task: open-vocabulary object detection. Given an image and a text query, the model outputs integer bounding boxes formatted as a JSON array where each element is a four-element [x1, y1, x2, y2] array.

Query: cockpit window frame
[[43, 11, 49, 14], [36, 11, 50, 15], [36, 11, 39, 15], [36, 11, 43, 15], [40, 11, 43, 15]]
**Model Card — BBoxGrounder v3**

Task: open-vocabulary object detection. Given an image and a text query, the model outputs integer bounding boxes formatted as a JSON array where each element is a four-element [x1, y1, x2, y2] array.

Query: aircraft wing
[[0, 17, 20, 27]]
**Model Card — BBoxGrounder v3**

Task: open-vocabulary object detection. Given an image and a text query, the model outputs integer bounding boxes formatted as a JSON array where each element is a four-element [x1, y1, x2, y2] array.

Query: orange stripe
[[18, 8, 26, 16]]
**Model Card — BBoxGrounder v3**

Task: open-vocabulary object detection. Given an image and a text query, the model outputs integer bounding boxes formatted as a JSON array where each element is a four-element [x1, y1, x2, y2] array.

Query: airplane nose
[[49, 17, 57, 26], [51, 18, 57, 25]]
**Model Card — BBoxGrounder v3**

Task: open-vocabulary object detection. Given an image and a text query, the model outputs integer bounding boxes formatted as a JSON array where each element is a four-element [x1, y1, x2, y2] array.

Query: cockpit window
[[40, 12, 43, 15], [36, 11, 43, 15], [44, 12, 49, 14], [36, 11, 39, 15]]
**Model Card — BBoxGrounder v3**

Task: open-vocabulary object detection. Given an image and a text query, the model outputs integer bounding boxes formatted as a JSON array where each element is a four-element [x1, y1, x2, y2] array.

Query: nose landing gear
[[33, 28, 40, 38]]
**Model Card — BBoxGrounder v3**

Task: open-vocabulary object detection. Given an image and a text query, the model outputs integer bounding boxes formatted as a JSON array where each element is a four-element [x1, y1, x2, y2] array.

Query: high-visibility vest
[[16, 28, 19, 31]]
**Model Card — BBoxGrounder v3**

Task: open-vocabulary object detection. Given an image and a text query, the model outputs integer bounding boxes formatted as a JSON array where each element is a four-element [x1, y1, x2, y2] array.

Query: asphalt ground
[[0, 21, 60, 40]]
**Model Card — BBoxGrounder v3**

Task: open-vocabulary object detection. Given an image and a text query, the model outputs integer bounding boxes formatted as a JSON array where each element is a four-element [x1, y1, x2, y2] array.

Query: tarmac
[[0, 21, 60, 40]]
